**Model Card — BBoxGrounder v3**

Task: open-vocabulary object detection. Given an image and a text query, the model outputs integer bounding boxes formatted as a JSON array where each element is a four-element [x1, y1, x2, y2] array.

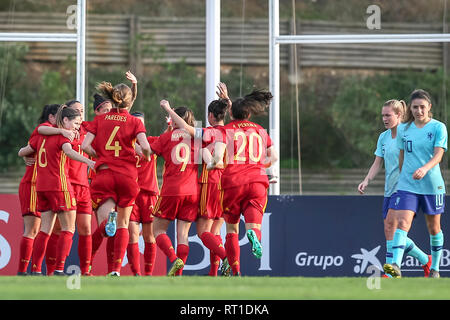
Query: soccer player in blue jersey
[[384, 89, 447, 278], [358, 99, 431, 277]]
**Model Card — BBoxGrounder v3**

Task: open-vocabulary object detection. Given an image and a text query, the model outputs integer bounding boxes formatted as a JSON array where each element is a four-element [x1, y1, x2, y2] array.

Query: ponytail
[[37, 104, 59, 124], [208, 98, 228, 121], [96, 82, 133, 110], [231, 89, 273, 120]]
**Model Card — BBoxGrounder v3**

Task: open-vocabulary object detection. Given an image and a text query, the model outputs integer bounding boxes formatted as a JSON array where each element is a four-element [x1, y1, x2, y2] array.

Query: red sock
[[225, 233, 240, 275], [91, 220, 107, 259], [127, 242, 141, 275], [175, 244, 189, 276], [55, 231, 74, 272], [209, 251, 220, 276], [18, 236, 34, 273], [45, 233, 59, 275], [251, 228, 262, 241], [106, 236, 115, 274], [78, 234, 92, 274], [31, 231, 50, 273], [200, 232, 226, 260], [155, 234, 177, 263], [112, 228, 129, 273], [144, 242, 156, 276]]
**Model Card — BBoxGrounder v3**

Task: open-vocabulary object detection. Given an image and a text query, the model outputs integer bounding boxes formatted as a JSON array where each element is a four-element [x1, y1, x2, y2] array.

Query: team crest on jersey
[[427, 132, 433, 140]]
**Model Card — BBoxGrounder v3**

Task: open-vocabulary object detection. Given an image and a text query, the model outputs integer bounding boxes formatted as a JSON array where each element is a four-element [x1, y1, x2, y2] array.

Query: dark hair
[[37, 104, 60, 124], [174, 106, 195, 127], [93, 93, 108, 112], [404, 89, 433, 124], [208, 98, 228, 121], [131, 111, 145, 118], [96, 82, 133, 109], [65, 100, 81, 108], [55, 104, 81, 128], [231, 89, 273, 120]]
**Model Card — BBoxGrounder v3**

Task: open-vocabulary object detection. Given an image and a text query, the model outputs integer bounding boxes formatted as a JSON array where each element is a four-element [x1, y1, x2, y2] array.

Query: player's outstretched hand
[[126, 70, 137, 84]]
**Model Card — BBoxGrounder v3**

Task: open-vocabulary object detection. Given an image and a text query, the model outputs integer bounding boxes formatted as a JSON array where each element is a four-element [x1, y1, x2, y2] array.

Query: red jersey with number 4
[[30, 134, 73, 192], [136, 136, 159, 194], [68, 123, 89, 187], [150, 129, 200, 196], [20, 122, 53, 184], [221, 120, 273, 189], [87, 108, 146, 180]]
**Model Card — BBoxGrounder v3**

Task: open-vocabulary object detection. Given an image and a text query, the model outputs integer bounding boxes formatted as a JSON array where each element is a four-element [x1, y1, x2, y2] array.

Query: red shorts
[[37, 190, 77, 213], [72, 184, 92, 215], [221, 182, 268, 225], [130, 190, 158, 224], [199, 183, 223, 220], [153, 194, 199, 222], [18, 181, 40, 217], [90, 169, 139, 209]]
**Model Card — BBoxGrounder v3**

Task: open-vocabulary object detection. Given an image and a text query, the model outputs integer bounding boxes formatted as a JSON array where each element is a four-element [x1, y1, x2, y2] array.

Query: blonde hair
[[383, 99, 407, 122], [96, 82, 133, 109]]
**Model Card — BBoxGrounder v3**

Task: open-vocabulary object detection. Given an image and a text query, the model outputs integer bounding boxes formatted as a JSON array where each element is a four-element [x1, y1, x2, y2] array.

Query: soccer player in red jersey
[[149, 103, 200, 276], [210, 89, 278, 276], [19, 105, 95, 275], [16, 104, 74, 275], [126, 111, 159, 276], [82, 75, 150, 277], [160, 84, 232, 276], [61, 100, 95, 275]]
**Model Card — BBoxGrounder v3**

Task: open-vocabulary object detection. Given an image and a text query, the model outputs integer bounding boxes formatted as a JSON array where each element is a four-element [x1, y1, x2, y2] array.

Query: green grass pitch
[[1, 276, 449, 300]]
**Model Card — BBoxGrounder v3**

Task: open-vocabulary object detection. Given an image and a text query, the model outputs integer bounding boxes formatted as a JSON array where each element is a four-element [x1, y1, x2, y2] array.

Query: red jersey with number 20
[[87, 108, 146, 180], [221, 120, 273, 189]]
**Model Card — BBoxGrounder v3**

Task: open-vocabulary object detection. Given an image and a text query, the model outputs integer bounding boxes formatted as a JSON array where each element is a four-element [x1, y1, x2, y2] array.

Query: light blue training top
[[396, 119, 448, 195], [375, 129, 400, 197]]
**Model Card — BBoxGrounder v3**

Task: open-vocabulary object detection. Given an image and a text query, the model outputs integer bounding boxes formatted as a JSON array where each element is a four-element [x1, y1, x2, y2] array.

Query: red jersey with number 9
[[87, 108, 146, 180], [150, 129, 200, 196], [221, 119, 273, 189]]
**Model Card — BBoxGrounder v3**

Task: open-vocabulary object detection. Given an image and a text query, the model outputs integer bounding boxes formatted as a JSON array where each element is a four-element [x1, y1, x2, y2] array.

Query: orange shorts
[[90, 169, 139, 209], [221, 182, 268, 225], [130, 190, 158, 224], [198, 182, 223, 220], [72, 184, 92, 215], [18, 181, 40, 217], [153, 194, 199, 222], [37, 190, 77, 213]]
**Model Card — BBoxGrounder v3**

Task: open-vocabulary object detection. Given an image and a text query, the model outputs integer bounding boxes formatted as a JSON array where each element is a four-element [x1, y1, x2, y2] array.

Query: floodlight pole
[[205, 0, 221, 127]]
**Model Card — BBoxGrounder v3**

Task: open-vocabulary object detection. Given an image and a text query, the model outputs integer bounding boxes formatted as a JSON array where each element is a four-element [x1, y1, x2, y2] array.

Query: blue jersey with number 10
[[375, 129, 399, 197], [396, 119, 448, 195]]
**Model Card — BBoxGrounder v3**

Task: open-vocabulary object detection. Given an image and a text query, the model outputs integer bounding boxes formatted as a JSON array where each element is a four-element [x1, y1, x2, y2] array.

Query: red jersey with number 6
[[87, 108, 146, 180], [221, 120, 273, 189]]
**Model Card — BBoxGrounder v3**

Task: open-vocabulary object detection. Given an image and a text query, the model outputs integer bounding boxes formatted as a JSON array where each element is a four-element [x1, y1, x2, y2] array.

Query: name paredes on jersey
[[104, 114, 127, 122]]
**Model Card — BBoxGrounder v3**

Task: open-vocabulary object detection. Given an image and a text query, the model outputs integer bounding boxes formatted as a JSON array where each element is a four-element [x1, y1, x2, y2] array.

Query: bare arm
[[160, 99, 195, 137], [357, 156, 383, 194], [81, 132, 97, 158], [62, 143, 95, 170], [412, 147, 445, 180], [265, 146, 279, 183], [38, 125, 76, 142], [136, 132, 152, 160], [126, 70, 138, 103], [18, 145, 35, 157]]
